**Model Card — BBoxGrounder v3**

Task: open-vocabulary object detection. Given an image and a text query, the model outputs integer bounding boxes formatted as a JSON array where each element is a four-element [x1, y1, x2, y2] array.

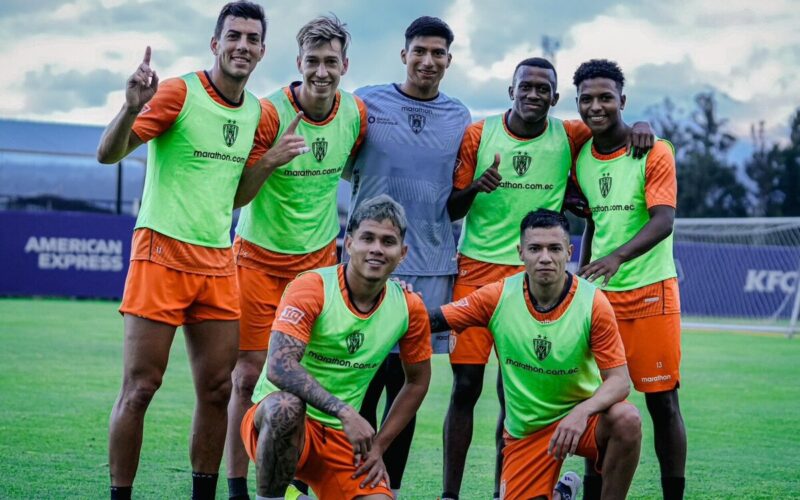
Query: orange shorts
[[237, 265, 294, 351], [500, 415, 601, 500], [119, 260, 239, 326], [241, 402, 392, 499], [618, 313, 681, 393], [449, 282, 494, 364]]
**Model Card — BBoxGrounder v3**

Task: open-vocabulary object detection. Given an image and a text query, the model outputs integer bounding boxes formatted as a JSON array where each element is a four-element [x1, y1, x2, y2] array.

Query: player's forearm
[[608, 210, 673, 263], [373, 362, 431, 451], [579, 220, 594, 268], [572, 371, 630, 417], [233, 159, 277, 208], [267, 332, 350, 419], [97, 104, 141, 164], [267, 358, 349, 419], [428, 308, 451, 333], [447, 186, 479, 221]]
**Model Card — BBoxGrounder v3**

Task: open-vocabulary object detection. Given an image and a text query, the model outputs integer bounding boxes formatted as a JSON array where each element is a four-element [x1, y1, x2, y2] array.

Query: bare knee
[[608, 403, 642, 446], [198, 372, 234, 408], [450, 367, 484, 408], [119, 376, 162, 413], [257, 392, 306, 432], [231, 357, 265, 398]]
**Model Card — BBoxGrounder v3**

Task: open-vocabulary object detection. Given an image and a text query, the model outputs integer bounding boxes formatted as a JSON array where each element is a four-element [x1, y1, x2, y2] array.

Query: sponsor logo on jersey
[[512, 152, 532, 176], [223, 120, 239, 147], [408, 113, 426, 134], [599, 173, 612, 198], [312, 137, 328, 162], [449, 333, 457, 353], [345, 330, 365, 354], [532, 334, 551, 361], [453, 297, 469, 307], [278, 306, 305, 325]]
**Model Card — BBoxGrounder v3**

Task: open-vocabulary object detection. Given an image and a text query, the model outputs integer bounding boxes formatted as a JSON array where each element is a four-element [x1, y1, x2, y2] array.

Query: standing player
[[225, 14, 368, 500], [429, 209, 641, 500], [240, 195, 432, 499], [572, 59, 686, 500], [96, 3, 273, 499], [344, 17, 471, 495], [444, 57, 652, 499]]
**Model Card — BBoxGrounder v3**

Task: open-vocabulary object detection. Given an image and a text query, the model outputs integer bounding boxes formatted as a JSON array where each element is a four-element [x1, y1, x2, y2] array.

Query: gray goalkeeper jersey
[[346, 83, 471, 276]]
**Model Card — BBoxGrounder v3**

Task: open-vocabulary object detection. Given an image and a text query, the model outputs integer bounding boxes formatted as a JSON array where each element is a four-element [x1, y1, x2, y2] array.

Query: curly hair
[[572, 59, 625, 91]]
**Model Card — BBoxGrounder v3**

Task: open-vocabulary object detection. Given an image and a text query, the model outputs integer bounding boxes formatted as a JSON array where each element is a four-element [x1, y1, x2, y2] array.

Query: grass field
[[1, 298, 799, 499]]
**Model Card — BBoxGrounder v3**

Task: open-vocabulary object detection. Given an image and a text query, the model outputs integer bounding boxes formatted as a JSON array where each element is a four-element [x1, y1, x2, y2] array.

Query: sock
[[441, 492, 459, 500], [290, 480, 309, 494], [583, 475, 602, 500], [392, 488, 400, 499], [110, 486, 132, 500], [192, 472, 219, 500], [228, 476, 249, 499], [661, 476, 685, 500], [254, 496, 282, 500]]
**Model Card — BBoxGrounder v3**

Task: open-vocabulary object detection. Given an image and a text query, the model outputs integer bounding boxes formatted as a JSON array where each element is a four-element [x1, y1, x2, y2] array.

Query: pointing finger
[[285, 111, 304, 134], [143, 46, 152, 66]]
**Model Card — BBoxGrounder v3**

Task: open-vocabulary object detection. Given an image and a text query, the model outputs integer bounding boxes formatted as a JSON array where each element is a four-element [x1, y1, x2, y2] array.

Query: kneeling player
[[430, 209, 641, 500], [241, 195, 432, 499]]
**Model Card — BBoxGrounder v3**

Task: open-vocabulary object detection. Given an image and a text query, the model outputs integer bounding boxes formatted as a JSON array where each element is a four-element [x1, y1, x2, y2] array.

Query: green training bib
[[490, 272, 601, 438], [252, 265, 409, 429], [460, 115, 571, 265], [236, 88, 361, 253], [575, 139, 677, 290], [135, 72, 260, 247]]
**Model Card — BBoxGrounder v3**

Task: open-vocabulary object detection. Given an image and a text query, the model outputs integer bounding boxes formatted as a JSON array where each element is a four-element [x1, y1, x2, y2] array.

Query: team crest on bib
[[408, 113, 426, 134], [512, 152, 532, 176], [312, 137, 328, 162], [599, 173, 612, 198], [345, 330, 365, 354], [533, 334, 551, 361], [223, 120, 239, 147]]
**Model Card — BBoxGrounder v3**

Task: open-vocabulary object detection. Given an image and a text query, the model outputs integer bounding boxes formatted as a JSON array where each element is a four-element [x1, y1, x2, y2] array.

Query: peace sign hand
[[126, 46, 159, 112]]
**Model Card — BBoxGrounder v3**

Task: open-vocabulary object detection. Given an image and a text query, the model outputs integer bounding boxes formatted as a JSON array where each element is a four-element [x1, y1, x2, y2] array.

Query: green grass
[[1, 298, 799, 498]]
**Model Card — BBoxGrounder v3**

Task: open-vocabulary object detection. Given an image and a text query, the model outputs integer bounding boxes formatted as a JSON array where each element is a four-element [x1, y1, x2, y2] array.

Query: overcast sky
[[1, 0, 798, 150]]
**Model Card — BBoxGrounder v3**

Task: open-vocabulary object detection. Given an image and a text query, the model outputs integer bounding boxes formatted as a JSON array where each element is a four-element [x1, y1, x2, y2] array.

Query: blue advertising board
[[0, 211, 135, 299]]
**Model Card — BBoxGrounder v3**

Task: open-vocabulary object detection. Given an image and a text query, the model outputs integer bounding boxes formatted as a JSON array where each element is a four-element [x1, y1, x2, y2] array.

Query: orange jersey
[[442, 275, 626, 370], [130, 228, 234, 275], [273, 266, 432, 364]]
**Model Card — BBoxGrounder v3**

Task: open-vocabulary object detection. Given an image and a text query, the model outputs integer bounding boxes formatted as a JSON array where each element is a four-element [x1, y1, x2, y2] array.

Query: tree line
[[647, 93, 800, 217]]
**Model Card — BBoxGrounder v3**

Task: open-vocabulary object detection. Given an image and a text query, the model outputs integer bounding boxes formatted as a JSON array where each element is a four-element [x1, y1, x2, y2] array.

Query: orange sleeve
[[645, 141, 677, 208], [589, 290, 627, 370], [348, 95, 369, 157], [441, 280, 503, 331], [563, 119, 592, 162], [453, 120, 484, 189], [398, 292, 434, 364], [272, 272, 325, 344], [131, 78, 187, 142], [245, 98, 281, 168]]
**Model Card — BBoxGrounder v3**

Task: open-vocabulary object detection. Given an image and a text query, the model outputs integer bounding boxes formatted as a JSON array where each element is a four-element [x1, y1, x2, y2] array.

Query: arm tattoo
[[267, 331, 347, 418], [428, 308, 451, 333]]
